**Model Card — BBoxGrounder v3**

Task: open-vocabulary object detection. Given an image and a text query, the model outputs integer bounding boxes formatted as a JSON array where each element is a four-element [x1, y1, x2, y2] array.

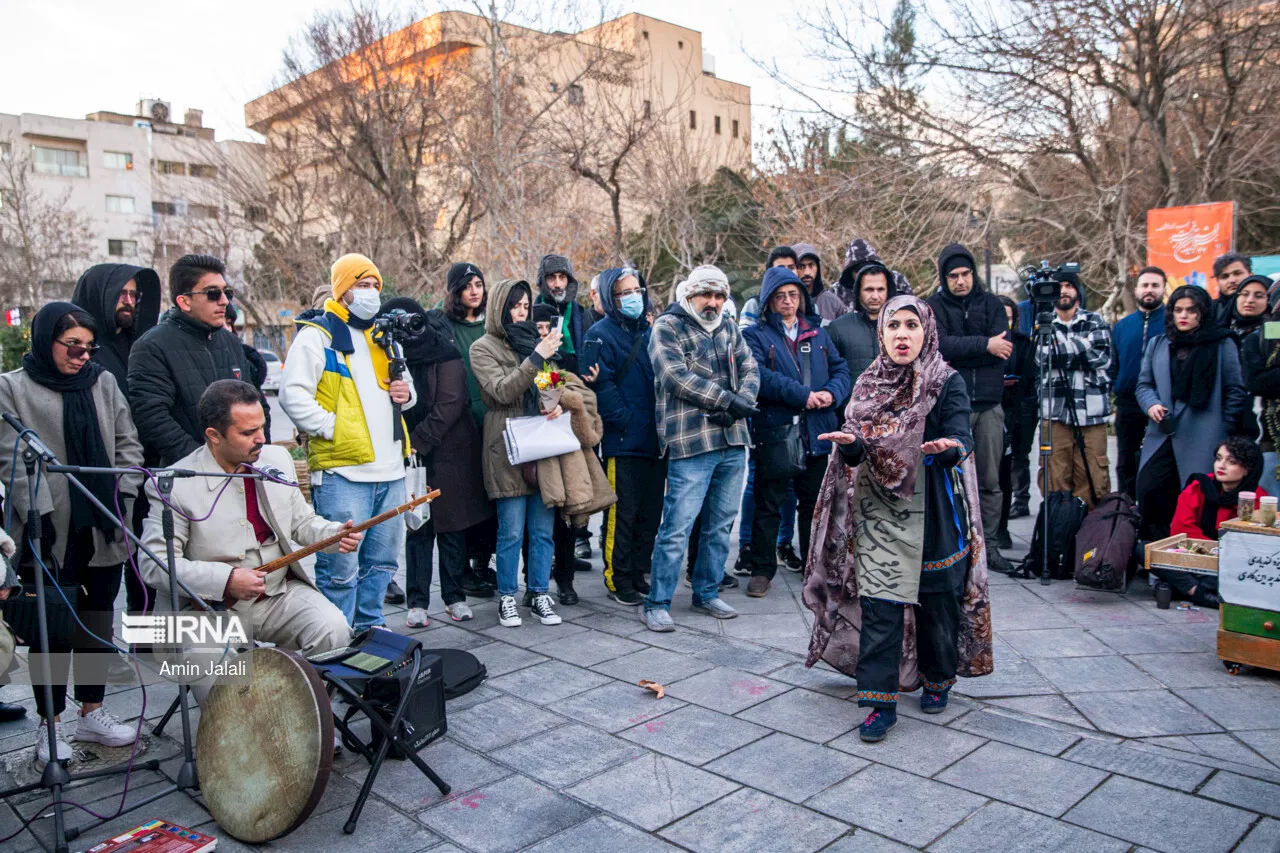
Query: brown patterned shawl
[[801, 294, 994, 686]]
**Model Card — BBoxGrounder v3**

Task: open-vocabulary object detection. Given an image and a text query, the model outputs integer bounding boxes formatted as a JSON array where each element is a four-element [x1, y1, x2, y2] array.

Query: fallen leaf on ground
[[638, 679, 665, 699]]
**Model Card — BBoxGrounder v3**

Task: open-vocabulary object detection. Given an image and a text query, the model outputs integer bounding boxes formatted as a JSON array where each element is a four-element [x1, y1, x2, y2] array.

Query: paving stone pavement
[[3, 464, 1280, 852]]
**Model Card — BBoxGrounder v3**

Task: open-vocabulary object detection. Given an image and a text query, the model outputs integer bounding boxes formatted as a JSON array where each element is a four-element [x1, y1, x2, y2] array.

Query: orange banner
[[1146, 202, 1235, 297]]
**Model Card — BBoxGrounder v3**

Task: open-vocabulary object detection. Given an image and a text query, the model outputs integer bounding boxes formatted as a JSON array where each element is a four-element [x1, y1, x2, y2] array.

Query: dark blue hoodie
[[584, 268, 660, 458], [743, 267, 851, 456]]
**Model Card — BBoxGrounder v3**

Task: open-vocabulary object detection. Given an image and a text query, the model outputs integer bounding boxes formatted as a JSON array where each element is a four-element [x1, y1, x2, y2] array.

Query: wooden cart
[[1214, 520, 1280, 675]]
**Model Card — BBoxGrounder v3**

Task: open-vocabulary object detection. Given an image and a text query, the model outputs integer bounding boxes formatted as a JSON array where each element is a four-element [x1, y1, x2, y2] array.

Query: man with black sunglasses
[[127, 254, 259, 467]]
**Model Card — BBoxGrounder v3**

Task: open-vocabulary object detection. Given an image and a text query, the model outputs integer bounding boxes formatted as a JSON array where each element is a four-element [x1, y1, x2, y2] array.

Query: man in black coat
[[928, 243, 1014, 571], [828, 261, 893, 390], [127, 254, 257, 467]]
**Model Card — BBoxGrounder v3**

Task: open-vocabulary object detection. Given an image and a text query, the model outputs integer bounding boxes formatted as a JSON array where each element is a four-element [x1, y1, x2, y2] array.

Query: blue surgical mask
[[618, 292, 645, 319]]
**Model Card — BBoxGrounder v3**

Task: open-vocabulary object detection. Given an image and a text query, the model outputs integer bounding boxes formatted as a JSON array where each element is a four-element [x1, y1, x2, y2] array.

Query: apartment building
[[0, 100, 264, 294]]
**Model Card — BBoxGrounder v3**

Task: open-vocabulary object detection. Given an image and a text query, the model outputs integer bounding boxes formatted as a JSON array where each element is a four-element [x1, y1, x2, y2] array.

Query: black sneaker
[[384, 580, 406, 605], [609, 587, 643, 606], [988, 550, 1014, 573], [557, 583, 579, 606], [994, 527, 1013, 550], [574, 539, 592, 560], [719, 574, 739, 591], [529, 593, 563, 625], [1010, 503, 1031, 519], [732, 555, 751, 577], [777, 544, 803, 572], [461, 577, 495, 599]]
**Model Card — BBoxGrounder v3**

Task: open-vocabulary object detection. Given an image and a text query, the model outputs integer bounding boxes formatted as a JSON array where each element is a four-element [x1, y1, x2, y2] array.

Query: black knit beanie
[[448, 262, 484, 293]]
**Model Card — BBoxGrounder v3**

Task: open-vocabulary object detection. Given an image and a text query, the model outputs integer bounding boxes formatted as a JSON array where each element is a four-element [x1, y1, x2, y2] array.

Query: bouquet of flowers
[[534, 367, 567, 411]]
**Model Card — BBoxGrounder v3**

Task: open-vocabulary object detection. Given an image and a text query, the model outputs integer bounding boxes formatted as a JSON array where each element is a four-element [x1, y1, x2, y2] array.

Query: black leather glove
[[706, 411, 735, 428], [724, 394, 760, 420]]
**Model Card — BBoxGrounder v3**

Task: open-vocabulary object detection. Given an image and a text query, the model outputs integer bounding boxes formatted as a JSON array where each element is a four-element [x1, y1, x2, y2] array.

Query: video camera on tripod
[[1022, 260, 1082, 314]]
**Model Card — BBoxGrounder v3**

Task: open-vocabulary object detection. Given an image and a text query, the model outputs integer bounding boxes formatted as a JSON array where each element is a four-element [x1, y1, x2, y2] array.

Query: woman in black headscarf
[[379, 297, 493, 629], [0, 302, 144, 767], [1135, 285, 1248, 541]]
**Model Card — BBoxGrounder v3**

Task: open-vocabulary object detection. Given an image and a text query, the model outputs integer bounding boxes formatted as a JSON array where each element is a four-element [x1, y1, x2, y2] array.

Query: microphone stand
[[0, 414, 263, 852]]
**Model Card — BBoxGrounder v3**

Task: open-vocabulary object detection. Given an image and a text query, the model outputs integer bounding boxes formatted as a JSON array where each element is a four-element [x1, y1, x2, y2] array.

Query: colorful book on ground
[[83, 819, 216, 853]]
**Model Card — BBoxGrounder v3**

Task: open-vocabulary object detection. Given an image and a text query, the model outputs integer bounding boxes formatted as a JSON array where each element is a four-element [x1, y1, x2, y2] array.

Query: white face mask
[[348, 288, 381, 320]]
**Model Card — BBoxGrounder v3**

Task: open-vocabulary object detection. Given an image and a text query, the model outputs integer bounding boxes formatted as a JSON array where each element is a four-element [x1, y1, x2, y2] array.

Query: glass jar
[[1259, 496, 1277, 528], [1239, 491, 1257, 523]]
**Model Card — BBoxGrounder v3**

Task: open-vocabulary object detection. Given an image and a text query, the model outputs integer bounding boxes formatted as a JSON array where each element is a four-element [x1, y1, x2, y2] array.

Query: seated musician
[[141, 379, 358, 655]]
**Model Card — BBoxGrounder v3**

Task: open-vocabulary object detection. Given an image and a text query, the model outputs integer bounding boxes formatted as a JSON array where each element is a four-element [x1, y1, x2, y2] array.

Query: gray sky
[[1, 0, 822, 141]]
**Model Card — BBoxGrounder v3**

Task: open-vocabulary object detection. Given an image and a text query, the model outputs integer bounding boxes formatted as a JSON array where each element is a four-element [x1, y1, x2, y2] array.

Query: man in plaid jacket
[[643, 265, 760, 632], [1035, 275, 1113, 508]]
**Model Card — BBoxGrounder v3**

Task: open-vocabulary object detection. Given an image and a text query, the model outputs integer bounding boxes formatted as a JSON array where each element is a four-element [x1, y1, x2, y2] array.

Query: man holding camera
[[644, 266, 759, 632], [929, 243, 1014, 571], [280, 253, 416, 629], [1036, 274, 1112, 509]]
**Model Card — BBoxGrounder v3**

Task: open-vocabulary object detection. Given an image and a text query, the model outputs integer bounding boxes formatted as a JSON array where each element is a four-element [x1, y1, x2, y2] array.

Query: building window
[[188, 203, 219, 219], [642, 30, 649, 40], [105, 195, 135, 214], [548, 82, 559, 94], [155, 160, 186, 176], [0, 142, 11, 160], [189, 163, 217, 179], [678, 40, 684, 49], [568, 84, 584, 106], [244, 204, 268, 223], [0, 188, 15, 208], [104, 151, 133, 170], [689, 110, 697, 130], [108, 239, 138, 257], [32, 146, 87, 177], [732, 119, 740, 139], [152, 201, 177, 216], [643, 100, 651, 119], [714, 116, 721, 135]]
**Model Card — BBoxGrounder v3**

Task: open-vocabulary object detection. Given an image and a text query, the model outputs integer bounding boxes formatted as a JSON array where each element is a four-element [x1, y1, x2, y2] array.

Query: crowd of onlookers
[[0, 240, 1274, 759]]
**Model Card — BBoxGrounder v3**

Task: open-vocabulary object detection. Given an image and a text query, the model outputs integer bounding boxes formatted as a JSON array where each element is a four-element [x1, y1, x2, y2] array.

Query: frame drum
[[197, 647, 333, 842]]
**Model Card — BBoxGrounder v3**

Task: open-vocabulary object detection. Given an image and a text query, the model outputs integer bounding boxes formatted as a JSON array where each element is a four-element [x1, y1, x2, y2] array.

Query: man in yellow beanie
[[280, 252, 417, 629]]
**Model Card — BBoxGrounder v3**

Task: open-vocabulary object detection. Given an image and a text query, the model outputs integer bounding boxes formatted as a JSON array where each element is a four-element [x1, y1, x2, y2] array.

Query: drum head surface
[[197, 647, 333, 842]]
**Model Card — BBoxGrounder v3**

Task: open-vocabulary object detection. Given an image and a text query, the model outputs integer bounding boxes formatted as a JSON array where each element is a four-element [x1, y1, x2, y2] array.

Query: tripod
[[0, 414, 257, 852], [1033, 304, 1058, 586]]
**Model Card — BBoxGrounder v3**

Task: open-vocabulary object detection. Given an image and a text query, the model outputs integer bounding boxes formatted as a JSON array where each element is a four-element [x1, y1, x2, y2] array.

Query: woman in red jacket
[[1163, 436, 1264, 606]]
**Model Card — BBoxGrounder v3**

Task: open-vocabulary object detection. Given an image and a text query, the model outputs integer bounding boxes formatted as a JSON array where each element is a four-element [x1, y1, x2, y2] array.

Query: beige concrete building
[[244, 10, 751, 266]]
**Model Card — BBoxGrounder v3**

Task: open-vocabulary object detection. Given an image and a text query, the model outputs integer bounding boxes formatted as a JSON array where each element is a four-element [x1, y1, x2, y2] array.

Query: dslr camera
[[372, 308, 427, 346], [1022, 261, 1081, 307]]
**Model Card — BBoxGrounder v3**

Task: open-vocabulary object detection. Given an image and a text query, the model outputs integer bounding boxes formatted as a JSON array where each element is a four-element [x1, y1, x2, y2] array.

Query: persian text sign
[[1147, 202, 1235, 297], [1219, 529, 1280, 611]]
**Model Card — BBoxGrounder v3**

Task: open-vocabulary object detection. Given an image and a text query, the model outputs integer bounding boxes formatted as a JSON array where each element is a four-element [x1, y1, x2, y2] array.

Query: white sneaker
[[405, 607, 430, 628], [530, 593, 562, 626], [35, 721, 72, 769], [446, 602, 474, 622], [72, 706, 137, 747], [498, 595, 523, 627]]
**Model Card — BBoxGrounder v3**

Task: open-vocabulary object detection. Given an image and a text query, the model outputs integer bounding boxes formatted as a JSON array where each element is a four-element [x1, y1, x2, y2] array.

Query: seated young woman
[[1159, 436, 1265, 607]]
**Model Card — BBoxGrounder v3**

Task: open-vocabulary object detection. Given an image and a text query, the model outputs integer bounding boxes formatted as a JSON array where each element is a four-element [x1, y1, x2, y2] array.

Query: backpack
[[1073, 492, 1140, 591], [422, 647, 488, 699], [1018, 491, 1088, 580]]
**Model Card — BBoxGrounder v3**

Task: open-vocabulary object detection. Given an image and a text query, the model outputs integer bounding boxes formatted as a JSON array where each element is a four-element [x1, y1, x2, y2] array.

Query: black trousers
[[552, 514, 576, 590], [854, 590, 961, 709], [1011, 409, 1036, 510], [749, 455, 826, 579], [1115, 394, 1148, 501], [28, 559, 120, 720], [602, 456, 666, 595], [466, 514, 497, 564], [1137, 441, 1180, 542], [404, 517, 467, 609], [125, 492, 151, 613]]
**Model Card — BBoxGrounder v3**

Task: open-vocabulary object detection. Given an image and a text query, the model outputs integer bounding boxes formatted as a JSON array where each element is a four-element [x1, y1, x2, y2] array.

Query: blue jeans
[[738, 456, 797, 549], [311, 474, 406, 631], [496, 493, 554, 597], [1263, 452, 1279, 499], [648, 448, 747, 611]]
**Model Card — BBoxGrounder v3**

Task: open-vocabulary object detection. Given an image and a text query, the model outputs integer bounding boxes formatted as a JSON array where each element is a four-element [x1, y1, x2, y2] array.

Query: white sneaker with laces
[[35, 721, 73, 769], [530, 593, 562, 626], [446, 602, 474, 622], [498, 595, 523, 627], [405, 607, 430, 628], [72, 706, 137, 747]]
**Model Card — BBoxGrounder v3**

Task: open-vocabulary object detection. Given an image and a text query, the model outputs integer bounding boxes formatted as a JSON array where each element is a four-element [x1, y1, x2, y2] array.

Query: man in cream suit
[[141, 379, 359, 655]]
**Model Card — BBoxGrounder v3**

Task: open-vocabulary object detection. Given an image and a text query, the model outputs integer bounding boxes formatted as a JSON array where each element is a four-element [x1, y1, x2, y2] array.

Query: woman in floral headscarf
[[805, 294, 993, 744]]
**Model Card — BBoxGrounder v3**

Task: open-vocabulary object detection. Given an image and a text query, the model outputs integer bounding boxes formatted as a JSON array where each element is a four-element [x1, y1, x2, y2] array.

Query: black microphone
[[2, 411, 56, 461]]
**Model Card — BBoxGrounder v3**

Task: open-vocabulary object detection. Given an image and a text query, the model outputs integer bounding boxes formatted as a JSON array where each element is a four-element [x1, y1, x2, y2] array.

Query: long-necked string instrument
[[256, 489, 440, 575]]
